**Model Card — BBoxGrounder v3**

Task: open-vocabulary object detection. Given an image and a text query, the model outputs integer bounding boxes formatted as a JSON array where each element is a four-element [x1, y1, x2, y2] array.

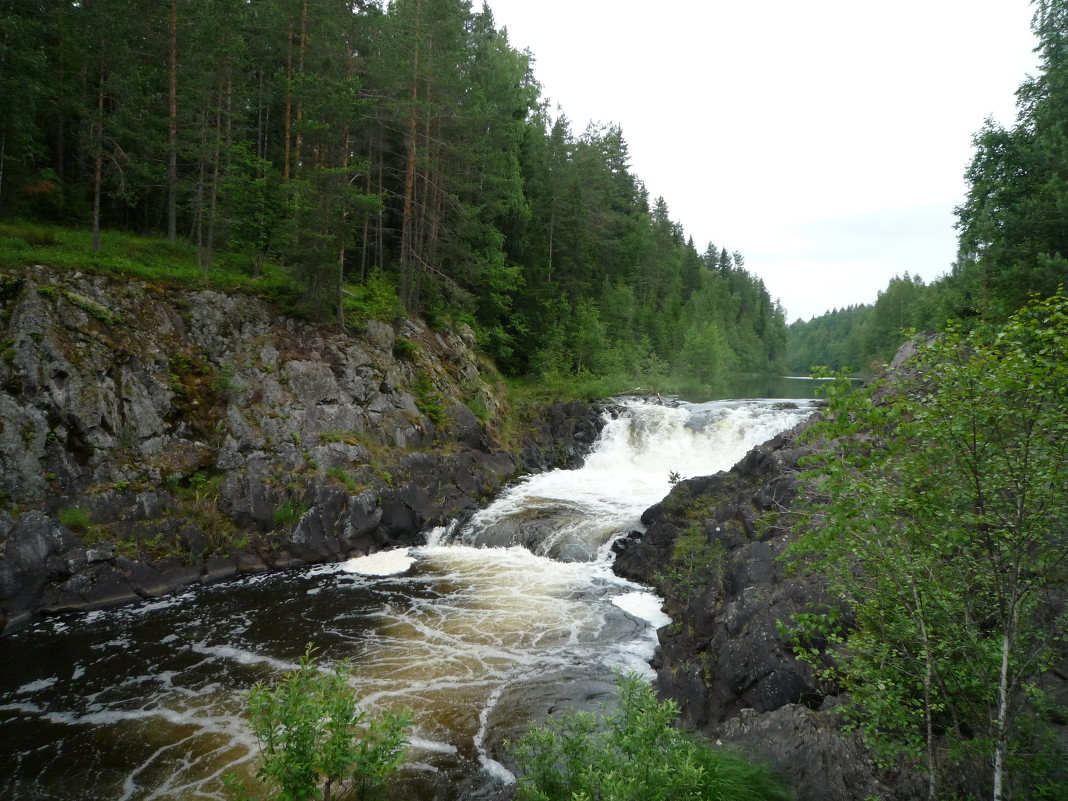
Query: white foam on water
[[612, 591, 671, 628], [409, 737, 459, 755], [190, 643, 301, 673], [340, 548, 416, 576], [16, 676, 59, 694]]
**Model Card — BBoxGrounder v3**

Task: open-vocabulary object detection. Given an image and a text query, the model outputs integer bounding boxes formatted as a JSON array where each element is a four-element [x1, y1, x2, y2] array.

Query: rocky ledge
[[0, 265, 604, 634], [612, 418, 921, 801]]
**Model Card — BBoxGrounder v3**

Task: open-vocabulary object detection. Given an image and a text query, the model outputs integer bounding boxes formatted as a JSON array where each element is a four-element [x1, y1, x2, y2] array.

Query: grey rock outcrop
[[721, 703, 924, 801], [0, 265, 602, 633]]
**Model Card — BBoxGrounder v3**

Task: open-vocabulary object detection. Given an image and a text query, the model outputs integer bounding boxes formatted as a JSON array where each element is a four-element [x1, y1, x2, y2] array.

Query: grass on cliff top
[[0, 219, 302, 310], [0, 219, 409, 323], [3, 219, 734, 406]]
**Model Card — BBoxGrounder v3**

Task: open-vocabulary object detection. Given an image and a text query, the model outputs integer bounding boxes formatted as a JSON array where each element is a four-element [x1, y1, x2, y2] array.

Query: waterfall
[[444, 399, 813, 561], [0, 397, 815, 801]]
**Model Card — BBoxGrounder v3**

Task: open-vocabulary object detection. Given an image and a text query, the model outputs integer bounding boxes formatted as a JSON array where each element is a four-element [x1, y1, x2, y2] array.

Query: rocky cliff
[[0, 264, 602, 634], [613, 416, 922, 801]]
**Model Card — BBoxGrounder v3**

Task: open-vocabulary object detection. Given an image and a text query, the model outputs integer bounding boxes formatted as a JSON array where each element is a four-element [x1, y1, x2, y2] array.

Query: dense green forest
[[0, 0, 786, 385], [789, 0, 1068, 375]]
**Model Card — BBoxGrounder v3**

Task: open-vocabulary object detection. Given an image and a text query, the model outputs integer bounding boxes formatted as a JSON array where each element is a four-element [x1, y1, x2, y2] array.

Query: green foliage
[[58, 506, 91, 532], [411, 376, 445, 424], [0, 221, 304, 312], [510, 673, 790, 801], [230, 645, 412, 801], [391, 337, 418, 360], [325, 467, 363, 493], [342, 272, 402, 325], [776, 610, 845, 697], [788, 291, 1068, 798], [465, 393, 492, 422], [272, 500, 310, 529], [214, 364, 244, 397], [654, 526, 725, 607]]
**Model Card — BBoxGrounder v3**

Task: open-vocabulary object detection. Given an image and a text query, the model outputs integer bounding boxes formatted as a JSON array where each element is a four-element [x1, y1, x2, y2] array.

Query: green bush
[[654, 525, 725, 607], [228, 645, 411, 801], [412, 376, 445, 423], [272, 499, 309, 528], [58, 507, 91, 532], [510, 673, 790, 801], [392, 336, 418, 359], [342, 271, 402, 324]]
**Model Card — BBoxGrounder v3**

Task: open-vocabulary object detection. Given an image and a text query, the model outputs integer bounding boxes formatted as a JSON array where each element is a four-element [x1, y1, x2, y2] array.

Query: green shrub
[[272, 499, 309, 528], [342, 271, 402, 323], [58, 507, 91, 532], [654, 525, 725, 606], [466, 393, 492, 422], [511, 673, 789, 801], [228, 645, 411, 801], [392, 336, 418, 359], [325, 466, 363, 493], [412, 376, 445, 423]]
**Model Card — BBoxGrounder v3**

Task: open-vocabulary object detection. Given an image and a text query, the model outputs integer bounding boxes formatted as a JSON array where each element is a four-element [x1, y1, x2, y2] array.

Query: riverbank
[[0, 264, 605, 634], [612, 415, 923, 800]]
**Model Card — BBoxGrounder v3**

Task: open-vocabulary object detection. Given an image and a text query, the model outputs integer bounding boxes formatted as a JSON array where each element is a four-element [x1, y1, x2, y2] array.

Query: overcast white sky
[[485, 0, 1041, 322]]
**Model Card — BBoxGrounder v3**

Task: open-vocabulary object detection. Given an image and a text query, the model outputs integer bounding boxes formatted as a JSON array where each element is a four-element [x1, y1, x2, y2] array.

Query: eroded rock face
[[0, 265, 603, 633], [613, 425, 831, 728], [611, 420, 920, 799], [720, 703, 924, 801]]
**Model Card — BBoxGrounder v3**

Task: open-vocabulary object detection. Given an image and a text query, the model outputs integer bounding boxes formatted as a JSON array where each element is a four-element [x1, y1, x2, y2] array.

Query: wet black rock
[[613, 424, 830, 725], [611, 416, 919, 799], [720, 703, 924, 801]]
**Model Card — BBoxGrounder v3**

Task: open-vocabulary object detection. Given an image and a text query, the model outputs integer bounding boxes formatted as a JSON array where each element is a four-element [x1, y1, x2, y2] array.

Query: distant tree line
[[789, 0, 1068, 375], [0, 0, 786, 382], [785, 274, 929, 375]]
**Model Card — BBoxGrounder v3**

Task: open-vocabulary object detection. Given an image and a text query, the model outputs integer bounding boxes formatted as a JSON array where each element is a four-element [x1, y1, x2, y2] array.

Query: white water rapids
[[0, 398, 815, 801]]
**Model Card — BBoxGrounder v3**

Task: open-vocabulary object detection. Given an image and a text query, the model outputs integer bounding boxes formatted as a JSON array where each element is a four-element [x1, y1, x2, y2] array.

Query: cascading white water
[[0, 397, 815, 801], [450, 399, 814, 561]]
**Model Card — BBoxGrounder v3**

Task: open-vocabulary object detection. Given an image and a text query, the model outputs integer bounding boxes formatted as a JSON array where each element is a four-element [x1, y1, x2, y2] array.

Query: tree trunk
[[0, 130, 6, 211], [992, 609, 1015, 801], [399, 0, 422, 309], [92, 51, 105, 254], [166, 0, 178, 243], [293, 2, 308, 179], [192, 106, 206, 267], [376, 130, 385, 274], [256, 68, 267, 162], [910, 578, 939, 801], [283, 21, 293, 180], [336, 141, 350, 327], [204, 88, 225, 272]]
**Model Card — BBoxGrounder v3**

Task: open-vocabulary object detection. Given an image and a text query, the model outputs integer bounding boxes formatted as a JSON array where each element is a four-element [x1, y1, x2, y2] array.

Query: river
[[0, 390, 818, 800]]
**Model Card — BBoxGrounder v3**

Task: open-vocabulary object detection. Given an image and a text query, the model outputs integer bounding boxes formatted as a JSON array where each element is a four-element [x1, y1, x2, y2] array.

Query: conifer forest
[[0, 0, 787, 384]]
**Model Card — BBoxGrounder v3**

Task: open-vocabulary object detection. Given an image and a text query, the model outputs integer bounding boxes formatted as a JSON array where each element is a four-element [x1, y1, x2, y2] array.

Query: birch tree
[[790, 291, 1068, 800]]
